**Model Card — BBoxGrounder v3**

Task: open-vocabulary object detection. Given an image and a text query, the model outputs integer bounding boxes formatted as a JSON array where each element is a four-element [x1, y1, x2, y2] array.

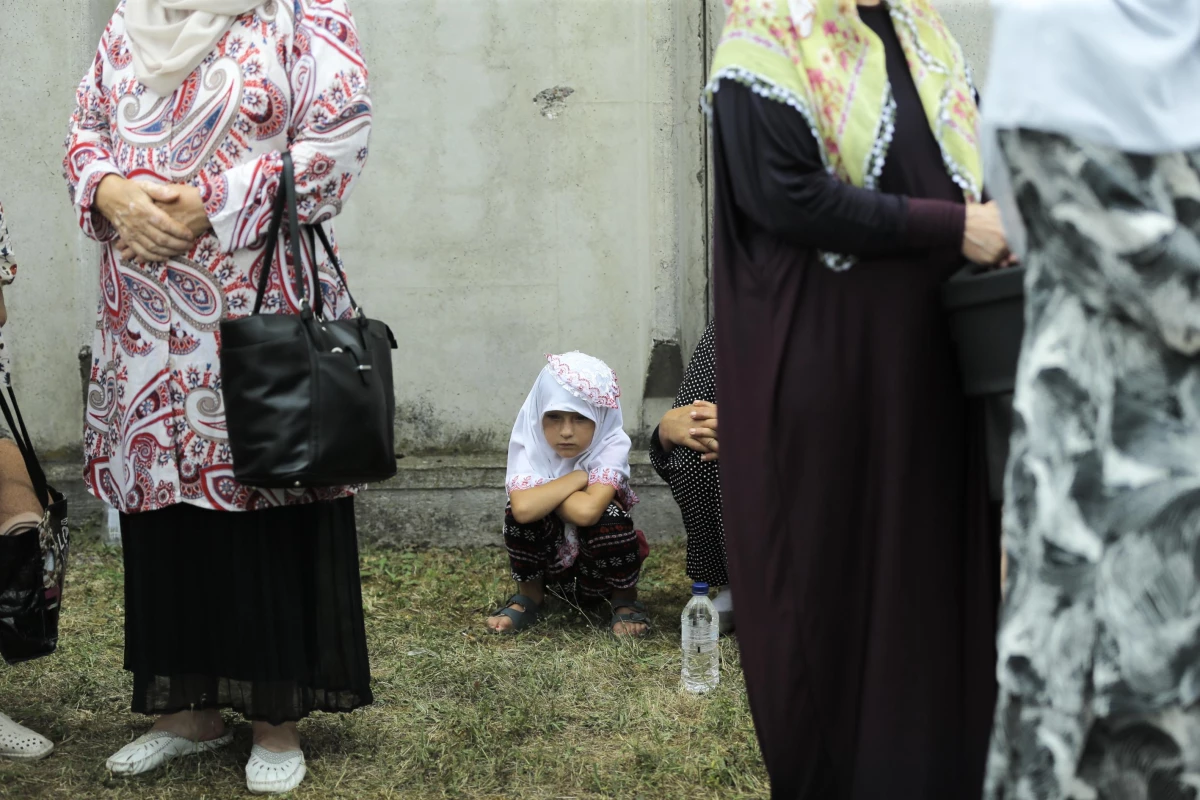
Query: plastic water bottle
[[681, 581, 720, 694], [103, 505, 121, 547]]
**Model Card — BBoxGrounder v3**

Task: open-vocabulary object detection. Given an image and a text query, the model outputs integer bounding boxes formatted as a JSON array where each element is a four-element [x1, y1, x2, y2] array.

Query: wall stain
[[629, 430, 653, 452], [394, 398, 502, 456], [643, 339, 684, 399], [534, 86, 574, 119]]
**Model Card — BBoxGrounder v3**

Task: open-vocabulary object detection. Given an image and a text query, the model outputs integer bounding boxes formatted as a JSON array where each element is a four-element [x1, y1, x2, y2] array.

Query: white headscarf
[[124, 0, 262, 96], [982, 0, 1200, 256], [506, 352, 638, 509]]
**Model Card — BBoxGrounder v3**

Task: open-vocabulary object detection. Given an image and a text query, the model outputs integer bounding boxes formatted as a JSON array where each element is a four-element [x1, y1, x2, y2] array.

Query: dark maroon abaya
[[712, 8, 999, 799]]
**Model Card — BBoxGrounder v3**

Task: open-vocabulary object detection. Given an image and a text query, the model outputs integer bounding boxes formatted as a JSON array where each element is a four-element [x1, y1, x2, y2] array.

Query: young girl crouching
[[487, 351, 649, 637]]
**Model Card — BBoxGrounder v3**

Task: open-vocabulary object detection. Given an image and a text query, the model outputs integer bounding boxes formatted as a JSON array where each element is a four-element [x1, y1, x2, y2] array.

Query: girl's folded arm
[[557, 483, 618, 528], [509, 472, 589, 525]]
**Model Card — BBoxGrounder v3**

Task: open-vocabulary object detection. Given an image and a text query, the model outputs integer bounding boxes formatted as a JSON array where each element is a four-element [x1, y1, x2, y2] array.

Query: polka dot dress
[[649, 321, 728, 586]]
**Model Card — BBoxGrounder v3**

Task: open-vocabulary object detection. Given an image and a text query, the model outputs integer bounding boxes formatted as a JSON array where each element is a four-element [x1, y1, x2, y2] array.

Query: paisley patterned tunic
[[986, 130, 1200, 798], [64, 0, 372, 514]]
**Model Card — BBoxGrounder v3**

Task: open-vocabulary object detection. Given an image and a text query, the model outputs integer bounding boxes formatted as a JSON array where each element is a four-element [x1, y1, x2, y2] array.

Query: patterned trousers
[[503, 503, 647, 597]]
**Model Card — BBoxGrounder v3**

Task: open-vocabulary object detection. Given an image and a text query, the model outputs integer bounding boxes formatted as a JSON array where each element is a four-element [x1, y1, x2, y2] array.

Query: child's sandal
[[609, 600, 651, 638], [488, 593, 542, 634]]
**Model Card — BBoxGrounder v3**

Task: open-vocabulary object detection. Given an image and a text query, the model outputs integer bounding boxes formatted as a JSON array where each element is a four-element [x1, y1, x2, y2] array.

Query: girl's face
[[542, 410, 596, 457]]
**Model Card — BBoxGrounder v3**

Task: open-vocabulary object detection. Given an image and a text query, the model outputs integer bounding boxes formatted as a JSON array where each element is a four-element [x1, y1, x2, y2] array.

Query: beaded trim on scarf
[[703, 66, 898, 274], [888, 3, 982, 202], [864, 85, 899, 192]]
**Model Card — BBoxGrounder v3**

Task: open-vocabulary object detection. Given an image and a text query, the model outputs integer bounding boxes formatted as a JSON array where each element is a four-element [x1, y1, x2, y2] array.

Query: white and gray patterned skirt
[[986, 130, 1200, 799]]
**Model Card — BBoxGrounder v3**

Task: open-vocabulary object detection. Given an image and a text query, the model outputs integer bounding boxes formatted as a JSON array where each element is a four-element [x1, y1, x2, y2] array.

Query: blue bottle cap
[[692, 582, 709, 596]]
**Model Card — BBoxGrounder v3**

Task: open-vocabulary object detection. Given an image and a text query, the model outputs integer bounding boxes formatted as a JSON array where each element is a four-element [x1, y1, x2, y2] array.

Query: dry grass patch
[[0, 533, 766, 799]]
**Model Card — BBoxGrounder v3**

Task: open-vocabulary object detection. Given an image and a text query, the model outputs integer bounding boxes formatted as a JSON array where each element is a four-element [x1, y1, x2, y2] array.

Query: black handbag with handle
[[0, 384, 70, 665], [218, 152, 398, 488]]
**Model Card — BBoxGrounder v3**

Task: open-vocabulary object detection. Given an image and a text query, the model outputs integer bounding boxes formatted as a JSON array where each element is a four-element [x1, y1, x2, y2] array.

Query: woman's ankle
[[515, 580, 545, 606], [151, 709, 225, 741], [252, 721, 300, 752], [610, 588, 639, 608]]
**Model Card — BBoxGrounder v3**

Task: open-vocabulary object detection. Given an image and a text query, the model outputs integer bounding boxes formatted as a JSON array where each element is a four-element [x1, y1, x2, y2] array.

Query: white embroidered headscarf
[[506, 352, 638, 509], [124, 0, 262, 96]]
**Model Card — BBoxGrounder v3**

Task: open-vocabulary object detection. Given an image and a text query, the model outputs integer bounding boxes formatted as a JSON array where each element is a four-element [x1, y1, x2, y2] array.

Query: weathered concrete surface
[[45, 463, 106, 533], [934, 0, 995, 88], [337, 0, 711, 453], [51, 454, 682, 548], [0, 0, 112, 452], [353, 453, 681, 548]]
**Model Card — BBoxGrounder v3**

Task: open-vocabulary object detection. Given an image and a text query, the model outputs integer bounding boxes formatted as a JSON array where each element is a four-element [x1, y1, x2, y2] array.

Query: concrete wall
[[0, 0, 113, 456], [342, 0, 711, 454], [0, 0, 992, 460], [934, 0, 994, 88]]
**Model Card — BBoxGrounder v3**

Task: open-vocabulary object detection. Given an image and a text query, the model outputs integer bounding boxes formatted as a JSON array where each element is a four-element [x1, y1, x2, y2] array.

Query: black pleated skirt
[[120, 497, 372, 725]]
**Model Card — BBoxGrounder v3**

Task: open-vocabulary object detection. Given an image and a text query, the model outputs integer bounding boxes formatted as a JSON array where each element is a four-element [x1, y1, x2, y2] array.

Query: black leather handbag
[[0, 384, 70, 665], [218, 152, 397, 488]]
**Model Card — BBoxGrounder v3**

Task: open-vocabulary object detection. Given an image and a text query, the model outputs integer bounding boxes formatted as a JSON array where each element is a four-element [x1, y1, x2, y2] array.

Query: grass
[[0, 534, 767, 799]]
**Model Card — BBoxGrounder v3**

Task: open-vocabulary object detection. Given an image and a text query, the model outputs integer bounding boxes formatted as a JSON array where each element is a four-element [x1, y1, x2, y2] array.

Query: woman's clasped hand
[[658, 400, 719, 463], [94, 175, 211, 263]]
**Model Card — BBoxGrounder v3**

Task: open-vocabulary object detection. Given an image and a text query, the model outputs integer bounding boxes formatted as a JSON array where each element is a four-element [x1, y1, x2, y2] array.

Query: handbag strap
[[252, 168, 287, 315], [251, 152, 361, 319], [0, 386, 50, 511], [281, 153, 309, 317], [308, 225, 364, 319], [252, 152, 315, 318]]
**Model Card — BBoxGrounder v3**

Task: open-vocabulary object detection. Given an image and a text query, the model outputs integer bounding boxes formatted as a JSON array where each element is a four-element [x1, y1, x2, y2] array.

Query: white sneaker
[[0, 712, 54, 760], [106, 729, 233, 776], [246, 744, 306, 794]]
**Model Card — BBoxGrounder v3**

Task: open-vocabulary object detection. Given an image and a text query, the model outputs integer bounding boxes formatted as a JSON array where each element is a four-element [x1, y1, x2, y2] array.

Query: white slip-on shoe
[[106, 729, 233, 776], [246, 744, 306, 795], [0, 712, 54, 760]]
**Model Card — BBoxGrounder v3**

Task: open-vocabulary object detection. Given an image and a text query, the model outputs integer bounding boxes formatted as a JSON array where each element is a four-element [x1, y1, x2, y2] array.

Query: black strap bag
[[218, 152, 397, 488], [0, 384, 70, 665]]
